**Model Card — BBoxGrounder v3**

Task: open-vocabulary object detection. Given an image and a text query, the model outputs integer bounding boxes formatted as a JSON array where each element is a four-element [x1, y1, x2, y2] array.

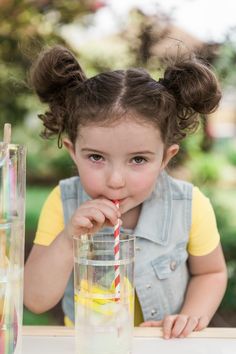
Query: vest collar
[[133, 171, 172, 246]]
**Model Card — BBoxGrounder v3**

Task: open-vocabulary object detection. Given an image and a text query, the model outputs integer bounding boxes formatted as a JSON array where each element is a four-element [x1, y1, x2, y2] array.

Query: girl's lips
[[117, 198, 126, 205], [110, 198, 126, 204]]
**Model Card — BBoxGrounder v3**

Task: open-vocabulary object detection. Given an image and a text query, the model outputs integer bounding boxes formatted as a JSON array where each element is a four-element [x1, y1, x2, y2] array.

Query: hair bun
[[163, 57, 221, 115], [29, 45, 86, 104], [29, 45, 87, 143]]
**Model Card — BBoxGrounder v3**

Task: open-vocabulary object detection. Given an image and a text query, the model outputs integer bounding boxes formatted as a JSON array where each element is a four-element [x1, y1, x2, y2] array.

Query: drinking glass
[[73, 232, 135, 354]]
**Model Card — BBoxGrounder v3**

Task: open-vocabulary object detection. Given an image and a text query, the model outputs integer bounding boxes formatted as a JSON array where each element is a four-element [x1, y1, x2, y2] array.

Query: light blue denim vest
[[59, 171, 192, 323]]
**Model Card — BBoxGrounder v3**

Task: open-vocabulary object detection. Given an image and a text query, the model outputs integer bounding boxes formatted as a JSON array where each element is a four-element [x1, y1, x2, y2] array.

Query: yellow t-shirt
[[34, 185, 220, 325]]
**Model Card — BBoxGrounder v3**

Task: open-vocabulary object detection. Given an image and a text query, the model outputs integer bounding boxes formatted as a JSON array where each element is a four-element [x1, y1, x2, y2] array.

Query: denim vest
[[59, 171, 192, 323]]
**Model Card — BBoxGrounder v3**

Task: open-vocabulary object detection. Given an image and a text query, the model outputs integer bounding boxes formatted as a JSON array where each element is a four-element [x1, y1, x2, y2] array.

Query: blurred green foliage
[[0, 0, 100, 125], [225, 141, 236, 166], [214, 32, 236, 87], [206, 188, 236, 312], [23, 306, 63, 326]]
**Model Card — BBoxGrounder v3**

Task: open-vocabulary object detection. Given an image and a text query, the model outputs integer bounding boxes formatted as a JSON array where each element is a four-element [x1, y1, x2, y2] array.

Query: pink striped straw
[[113, 200, 121, 300]]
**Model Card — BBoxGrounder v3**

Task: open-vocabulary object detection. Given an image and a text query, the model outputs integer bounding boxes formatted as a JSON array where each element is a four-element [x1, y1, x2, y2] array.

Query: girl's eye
[[132, 156, 147, 164], [89, 154, 103, 162]]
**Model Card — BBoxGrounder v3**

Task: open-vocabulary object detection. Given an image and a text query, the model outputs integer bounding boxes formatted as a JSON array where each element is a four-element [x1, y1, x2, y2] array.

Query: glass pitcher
[[0, 142, 26, 354]]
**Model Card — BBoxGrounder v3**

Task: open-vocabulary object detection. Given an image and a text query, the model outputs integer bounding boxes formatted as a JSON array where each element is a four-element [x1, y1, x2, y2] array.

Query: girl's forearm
[[180, 270, 227, 322], [24, 231, 74, 313]]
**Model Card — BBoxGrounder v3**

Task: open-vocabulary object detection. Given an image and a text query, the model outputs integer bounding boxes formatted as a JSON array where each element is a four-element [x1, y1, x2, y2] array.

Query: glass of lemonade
[[73, 232, 135, 354], [0, 143, 26, 354]]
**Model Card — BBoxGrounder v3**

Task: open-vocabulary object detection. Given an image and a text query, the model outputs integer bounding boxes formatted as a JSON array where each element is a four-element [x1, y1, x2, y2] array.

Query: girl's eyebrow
[[128, 151, 155, 155], [81, 148, 106, 154]]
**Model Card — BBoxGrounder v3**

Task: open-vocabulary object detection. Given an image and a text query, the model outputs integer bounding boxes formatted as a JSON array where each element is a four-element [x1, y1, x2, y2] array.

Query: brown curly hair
[[29, 45, 221, 148]]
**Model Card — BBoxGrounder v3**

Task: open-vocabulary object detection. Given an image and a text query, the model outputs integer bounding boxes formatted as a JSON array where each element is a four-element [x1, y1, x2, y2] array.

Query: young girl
[[24, 45, 227, 339]]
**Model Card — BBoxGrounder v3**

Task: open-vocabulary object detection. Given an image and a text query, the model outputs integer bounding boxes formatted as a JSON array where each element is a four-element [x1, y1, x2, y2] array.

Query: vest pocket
[[151, 244, 188, 280]]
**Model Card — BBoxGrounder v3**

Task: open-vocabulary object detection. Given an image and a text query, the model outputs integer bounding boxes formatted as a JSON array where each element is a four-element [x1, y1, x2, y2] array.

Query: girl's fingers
[[162, 315, 178, 339], [80, 202, 120, 226], [96, 199, 121, 218], [194, 315, 209, 331], [139, 320, 163, 327], [85, 198, 121, 216], [75, 208, 106, 227], [178, 317, 199, 338], [140, 315, 209, 339], [164, 315, 201, 339], [66, 216, 93, 238], [76, 216, 93, 228], [68, 198, 122, 237], [168, 315, 189, 338]]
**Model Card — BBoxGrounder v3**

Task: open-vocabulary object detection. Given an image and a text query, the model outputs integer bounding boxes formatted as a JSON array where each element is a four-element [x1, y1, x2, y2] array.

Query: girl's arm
[[141, 243, 227, 339], [24, 199, 120, 313], [23, 231, 74, 313]]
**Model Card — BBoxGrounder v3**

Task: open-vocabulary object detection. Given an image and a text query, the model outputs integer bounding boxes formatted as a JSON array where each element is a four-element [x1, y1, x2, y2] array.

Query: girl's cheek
[[131, 172, 158, 189], [80, 174, 104, 196]]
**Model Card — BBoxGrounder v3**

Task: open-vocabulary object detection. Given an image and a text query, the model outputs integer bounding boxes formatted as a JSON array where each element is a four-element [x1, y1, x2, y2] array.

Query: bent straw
[[3, 124, 11, 144], [113, 200, 121, 300]]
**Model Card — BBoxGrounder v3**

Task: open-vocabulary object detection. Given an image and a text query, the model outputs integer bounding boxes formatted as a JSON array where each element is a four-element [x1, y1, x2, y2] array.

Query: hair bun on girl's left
[[162, 56, 222, 115], [29, 45, 87, 104]]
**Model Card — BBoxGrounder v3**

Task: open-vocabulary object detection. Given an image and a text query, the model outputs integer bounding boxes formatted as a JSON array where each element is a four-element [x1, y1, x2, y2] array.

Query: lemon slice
[[75, 277, 134, 315]]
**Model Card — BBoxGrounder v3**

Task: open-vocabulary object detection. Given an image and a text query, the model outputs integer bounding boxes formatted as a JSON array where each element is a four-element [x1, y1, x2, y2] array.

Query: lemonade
[[75, 288, 133, 354]]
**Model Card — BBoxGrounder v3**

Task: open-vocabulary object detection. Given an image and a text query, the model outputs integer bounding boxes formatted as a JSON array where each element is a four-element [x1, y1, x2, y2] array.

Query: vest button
[[135, 246, 141, 251], [151, 309, 157, 316], [146, 284, 152, 289], [170, 260, 177, 271]]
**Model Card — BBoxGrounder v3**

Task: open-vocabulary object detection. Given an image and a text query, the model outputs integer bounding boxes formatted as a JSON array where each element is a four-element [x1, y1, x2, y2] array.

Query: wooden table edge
[[22, 326, 236, 339]]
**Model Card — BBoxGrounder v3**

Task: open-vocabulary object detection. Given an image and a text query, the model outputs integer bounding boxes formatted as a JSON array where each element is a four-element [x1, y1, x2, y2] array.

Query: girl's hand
[[65, 198, 121, 238], [140, 314, 209, 339]]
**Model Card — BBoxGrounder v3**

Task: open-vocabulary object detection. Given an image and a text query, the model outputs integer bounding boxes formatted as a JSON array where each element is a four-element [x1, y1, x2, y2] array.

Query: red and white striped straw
[[113, 200, 121, 300]]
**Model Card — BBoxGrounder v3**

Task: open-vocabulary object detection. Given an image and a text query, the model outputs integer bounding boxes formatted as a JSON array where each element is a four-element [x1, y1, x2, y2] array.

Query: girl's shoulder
[[189, 186, 220, 256], [192, 186, 212, 210], [34, 184, 64, 246], [49, 184, 61, 200]]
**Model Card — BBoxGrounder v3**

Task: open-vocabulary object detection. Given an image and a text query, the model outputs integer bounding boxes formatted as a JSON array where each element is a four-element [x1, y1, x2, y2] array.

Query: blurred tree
[[123, 8, 170, 69], [0, 0, 105, 127], [213, 29, 236, 86]]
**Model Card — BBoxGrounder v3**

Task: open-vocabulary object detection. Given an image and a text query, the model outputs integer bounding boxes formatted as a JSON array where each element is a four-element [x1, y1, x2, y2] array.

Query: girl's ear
[[161, 144, 179, 170], [63, 138, 77, 165]]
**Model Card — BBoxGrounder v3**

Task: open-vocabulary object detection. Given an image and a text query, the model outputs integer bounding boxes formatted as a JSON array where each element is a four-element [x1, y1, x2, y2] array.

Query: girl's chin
[[120, 201, 140, 215]]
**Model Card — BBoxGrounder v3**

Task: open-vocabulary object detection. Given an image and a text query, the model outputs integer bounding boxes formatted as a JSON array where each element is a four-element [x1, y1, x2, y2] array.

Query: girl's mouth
[[110, 198, 126, 204]]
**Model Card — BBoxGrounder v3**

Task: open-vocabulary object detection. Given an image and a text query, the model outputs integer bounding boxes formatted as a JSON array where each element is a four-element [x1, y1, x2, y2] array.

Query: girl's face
[[64, 118, 178, 215]]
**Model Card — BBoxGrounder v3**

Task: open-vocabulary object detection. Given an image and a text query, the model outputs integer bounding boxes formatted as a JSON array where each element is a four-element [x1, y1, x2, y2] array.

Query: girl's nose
[[107, 169, 125, 189]]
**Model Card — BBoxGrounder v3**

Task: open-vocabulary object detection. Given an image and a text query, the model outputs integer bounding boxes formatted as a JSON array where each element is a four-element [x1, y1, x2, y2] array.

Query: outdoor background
[[1, 0, 236, 326]]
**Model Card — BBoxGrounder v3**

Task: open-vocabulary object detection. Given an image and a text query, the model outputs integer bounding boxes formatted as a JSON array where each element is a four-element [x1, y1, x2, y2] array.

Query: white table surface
[[22, 326, 236, 354]]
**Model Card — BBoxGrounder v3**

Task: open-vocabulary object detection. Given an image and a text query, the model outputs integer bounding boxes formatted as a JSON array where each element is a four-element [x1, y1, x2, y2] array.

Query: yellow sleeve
[[187, 187, 220, 256], [34, 185, 64, 246]]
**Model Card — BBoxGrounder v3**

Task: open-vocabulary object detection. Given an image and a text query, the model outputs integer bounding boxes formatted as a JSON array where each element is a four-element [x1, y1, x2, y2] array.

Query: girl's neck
[[121, 204, 142, 230]]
